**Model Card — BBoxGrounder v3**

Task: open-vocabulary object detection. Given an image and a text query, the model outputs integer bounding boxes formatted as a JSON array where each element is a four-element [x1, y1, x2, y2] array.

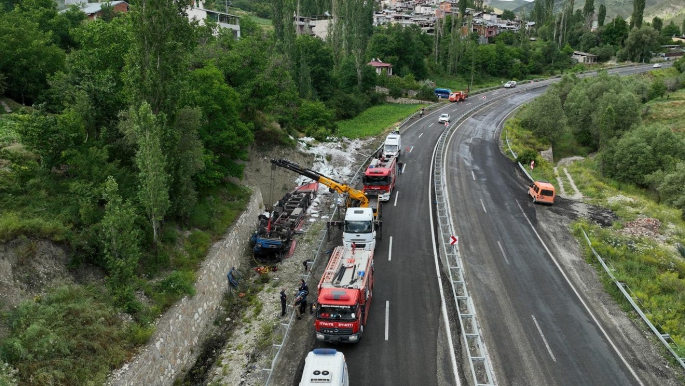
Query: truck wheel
[[532, 195, 537, 203]]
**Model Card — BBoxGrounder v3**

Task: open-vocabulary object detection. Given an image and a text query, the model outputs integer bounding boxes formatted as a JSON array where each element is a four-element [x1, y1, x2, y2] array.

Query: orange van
[[528, 180, 556, 204]]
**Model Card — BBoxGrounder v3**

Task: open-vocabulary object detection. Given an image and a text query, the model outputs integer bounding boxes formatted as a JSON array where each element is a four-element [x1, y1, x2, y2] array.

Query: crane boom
[[271, 159, 369, 208]]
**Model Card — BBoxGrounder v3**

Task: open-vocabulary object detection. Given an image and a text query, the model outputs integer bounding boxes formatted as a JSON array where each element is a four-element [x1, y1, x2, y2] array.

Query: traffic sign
[[450, 235, 458, 245]]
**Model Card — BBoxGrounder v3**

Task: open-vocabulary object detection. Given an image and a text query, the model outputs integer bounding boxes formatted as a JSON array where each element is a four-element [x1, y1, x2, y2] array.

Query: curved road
[[290, 64, 673, 386]]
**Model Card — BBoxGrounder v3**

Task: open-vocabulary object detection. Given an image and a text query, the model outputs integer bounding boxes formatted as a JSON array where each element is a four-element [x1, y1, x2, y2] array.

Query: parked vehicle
[[382, 132, 401, 159], [653, 63, 662, 68], [363, 155, 397, 202], [434, 88, 451, 99], [528, 180, 556, 204], [438, 113, 450, 124], [299, 349, 350, 386], [449, 90, 468, 102], [504, 81, 517, 88], [271, 158, 382, 251], [315, 246, 374, 343]]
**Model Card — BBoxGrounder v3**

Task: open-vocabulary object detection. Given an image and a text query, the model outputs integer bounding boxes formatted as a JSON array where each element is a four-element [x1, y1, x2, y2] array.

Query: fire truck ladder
[[321, 247, 344, 286]]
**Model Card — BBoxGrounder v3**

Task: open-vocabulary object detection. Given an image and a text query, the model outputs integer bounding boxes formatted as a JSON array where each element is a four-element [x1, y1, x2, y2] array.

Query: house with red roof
[[368, 59, 393, 76]]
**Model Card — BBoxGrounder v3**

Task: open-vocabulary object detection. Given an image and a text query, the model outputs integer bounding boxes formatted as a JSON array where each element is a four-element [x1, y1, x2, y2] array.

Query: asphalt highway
[[304, 64, 669, 386]]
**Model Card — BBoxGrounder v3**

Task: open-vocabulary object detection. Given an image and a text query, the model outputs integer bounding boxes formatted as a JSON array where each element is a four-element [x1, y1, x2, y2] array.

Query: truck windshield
[[317, 305, 356, 321], [363, 175, 390, 185], [384, 144, 398, 154], [344, 220, 372, 233]]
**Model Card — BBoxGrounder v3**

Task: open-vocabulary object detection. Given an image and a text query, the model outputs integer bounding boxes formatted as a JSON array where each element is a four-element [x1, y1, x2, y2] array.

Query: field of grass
[[507, 83, 685, 359], [642, 87, 685, 133], [336, 103, 426, 138]]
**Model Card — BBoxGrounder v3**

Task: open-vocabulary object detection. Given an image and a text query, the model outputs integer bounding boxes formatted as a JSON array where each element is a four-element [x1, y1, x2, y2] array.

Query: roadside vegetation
[[506, 56, 685, 359], [337, 104, 426, 138]]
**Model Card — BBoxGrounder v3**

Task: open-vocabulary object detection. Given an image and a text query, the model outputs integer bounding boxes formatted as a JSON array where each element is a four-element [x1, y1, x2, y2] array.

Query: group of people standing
[[280, 279, 312, 320]]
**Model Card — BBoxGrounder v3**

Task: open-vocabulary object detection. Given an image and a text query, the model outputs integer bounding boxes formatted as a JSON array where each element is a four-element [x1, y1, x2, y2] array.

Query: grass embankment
[[0, 117, 252, 383], [336, 103, 426, 138], [506, 88, 685, 359]]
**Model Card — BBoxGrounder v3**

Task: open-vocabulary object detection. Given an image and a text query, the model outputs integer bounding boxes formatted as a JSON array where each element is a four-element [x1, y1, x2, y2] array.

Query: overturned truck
[[250, 184, 317, 262]]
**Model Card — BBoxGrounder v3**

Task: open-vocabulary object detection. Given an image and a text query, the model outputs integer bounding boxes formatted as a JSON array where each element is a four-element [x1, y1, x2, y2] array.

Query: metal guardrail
[[580, 229, 685, 371], [502, 69, 685, 373], [262, 65, 650, 384], [262, 140, 390, 385], [432, 81, 553, 386]]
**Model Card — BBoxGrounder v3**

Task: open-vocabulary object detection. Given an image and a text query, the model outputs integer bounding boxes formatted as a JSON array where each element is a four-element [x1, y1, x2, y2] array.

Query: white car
[[438, 113, 450, 124], [504, 81, 517, 88], [653, 63, 662, 68]]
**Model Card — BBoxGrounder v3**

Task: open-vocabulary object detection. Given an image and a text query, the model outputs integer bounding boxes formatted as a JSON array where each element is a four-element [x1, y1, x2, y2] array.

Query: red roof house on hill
[[367, 59, 393, 76]]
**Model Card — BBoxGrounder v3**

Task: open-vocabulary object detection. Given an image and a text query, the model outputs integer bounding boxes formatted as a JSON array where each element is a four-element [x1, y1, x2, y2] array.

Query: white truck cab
[[299, 349, 350, 386], [342, 207, 376, 251], [383, 133, 402, 159]]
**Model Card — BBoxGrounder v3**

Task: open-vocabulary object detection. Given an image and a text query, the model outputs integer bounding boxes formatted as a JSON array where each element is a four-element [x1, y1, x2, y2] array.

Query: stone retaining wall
[[107, 189, 264, 386]]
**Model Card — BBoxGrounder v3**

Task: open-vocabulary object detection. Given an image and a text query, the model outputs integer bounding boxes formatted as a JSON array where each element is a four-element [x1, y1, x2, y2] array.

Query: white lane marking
[[419, 132, 424, 138], [532, 315, 557, 362], [388, 236, 393, 261], [471, 170, 476, 181], [394, 191, 399, 207], [410, 146, 414, 153], [429, 123, 434, 128], [480, 199, 487, 213], [497, 241, 510, 265], [516, 201, 645, 386], [385, 301, 390, 341]]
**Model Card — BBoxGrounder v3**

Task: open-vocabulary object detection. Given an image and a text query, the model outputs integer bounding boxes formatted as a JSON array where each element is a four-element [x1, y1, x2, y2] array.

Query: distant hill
[[495, 0, 685, 26], [488, 0, 532, 12]]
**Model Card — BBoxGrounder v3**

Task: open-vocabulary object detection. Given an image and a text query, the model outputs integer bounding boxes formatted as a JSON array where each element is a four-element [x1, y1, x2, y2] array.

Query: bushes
[[0, 213, 70, 243], [0, 285, 142, 385]]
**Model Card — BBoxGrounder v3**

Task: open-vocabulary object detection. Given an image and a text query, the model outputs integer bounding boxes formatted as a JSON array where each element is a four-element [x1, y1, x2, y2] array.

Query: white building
[[187, 0, 240, 39]]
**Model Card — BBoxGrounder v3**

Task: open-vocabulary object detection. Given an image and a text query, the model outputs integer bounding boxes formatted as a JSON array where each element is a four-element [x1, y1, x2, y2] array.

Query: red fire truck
[[362, 156, 397, 202], [315, 246, 374, 343]]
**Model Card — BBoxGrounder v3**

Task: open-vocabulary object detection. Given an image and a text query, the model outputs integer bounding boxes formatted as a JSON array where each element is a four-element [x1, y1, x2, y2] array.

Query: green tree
[[0, 12, 65, 104], [186, 64, 253, 187], [168, 107, 204, 219], [501, 10, 516, 21], [648, 78, 667, 100], [120, 103, 170, 245], [661, 21, 680, 38], [600, 16, 629, 47], [294, 35, 335, 100], [579, 32, 599, 52], [125, 0, 196, 117], [294, 100, 336, 140], [591, 90, 641, 144], [519, 91, 567, 144], [657, 162, 685, 219], [652, 17, 663, 32], [597, 4, 606, 27], [582, 0, 594, 26], [618, 26, 660, 63], [630, 0, 645, 29], [43, 17, 132, 138], [101, 176, 141, 305], [13, 110, 84, 169], [602, 124, 685, 186]]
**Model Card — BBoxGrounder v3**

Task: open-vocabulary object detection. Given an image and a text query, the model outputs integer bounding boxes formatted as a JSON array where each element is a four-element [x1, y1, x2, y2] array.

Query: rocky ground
[[202, 136, 381, 386]]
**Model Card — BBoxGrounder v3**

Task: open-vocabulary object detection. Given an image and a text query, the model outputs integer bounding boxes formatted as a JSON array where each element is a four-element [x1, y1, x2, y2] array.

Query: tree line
[[518, 56, 685, 216]]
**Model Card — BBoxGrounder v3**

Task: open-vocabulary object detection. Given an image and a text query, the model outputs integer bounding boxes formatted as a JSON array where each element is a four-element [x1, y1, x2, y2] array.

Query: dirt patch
[[197, 137, 380, 386], [0, 240, 104, 311]]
